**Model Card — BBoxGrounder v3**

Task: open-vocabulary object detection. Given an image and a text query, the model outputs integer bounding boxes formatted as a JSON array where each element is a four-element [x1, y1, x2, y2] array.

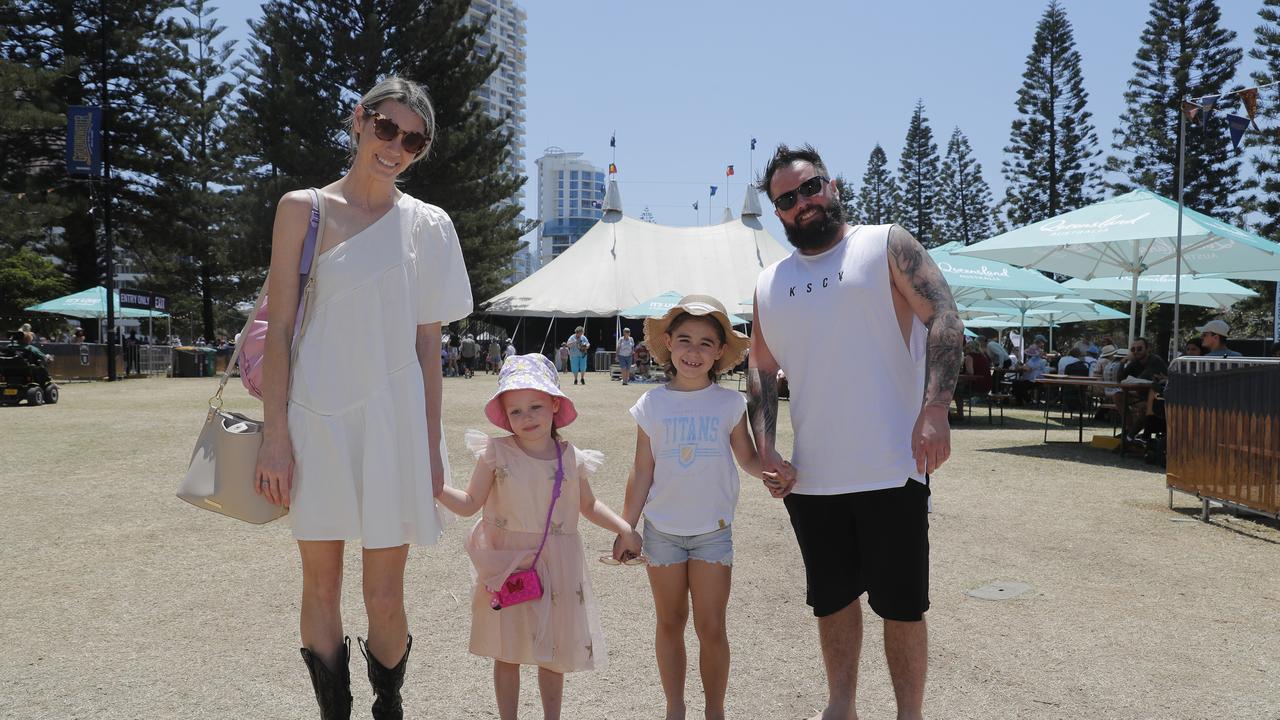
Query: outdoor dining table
[[1033, 375, 1142, 444]]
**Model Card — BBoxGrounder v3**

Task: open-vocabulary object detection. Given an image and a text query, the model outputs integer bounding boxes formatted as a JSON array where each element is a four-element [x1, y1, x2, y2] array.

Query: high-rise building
[[469, 0, 527, 204], [535, 148, 606, 266]]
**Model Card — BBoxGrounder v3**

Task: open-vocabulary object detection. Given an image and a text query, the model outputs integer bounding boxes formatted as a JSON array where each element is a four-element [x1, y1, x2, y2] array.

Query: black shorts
[[783, 479, 930, 622]]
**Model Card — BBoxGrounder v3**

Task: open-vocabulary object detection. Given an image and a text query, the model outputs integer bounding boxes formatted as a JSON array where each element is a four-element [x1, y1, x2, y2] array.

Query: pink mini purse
[[491, 442, 565, 611]]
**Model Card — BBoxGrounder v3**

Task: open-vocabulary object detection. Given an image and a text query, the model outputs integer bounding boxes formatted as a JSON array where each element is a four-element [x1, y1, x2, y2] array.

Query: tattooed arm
[[747, 290, 793, 497], [886, 224, 963, 474]]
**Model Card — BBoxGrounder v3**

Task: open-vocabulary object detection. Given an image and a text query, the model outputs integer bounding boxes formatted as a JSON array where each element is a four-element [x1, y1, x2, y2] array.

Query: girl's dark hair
[[661, 312, 727, 383], [1185, 337, 1204, 351]]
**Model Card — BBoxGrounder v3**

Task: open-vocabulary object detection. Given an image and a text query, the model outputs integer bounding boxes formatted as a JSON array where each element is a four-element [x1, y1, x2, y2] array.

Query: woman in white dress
[[254, 77, 472, 719]]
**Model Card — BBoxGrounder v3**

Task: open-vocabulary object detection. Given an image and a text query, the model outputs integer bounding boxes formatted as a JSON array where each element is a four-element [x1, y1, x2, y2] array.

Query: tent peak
[[603, 178, 623, 214], [741, 186, 763, 217]]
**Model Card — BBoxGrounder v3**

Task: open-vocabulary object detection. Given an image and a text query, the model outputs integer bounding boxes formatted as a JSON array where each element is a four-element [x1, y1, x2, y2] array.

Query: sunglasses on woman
[[361, 106, 431, 155], [772, 175, 827, 211]]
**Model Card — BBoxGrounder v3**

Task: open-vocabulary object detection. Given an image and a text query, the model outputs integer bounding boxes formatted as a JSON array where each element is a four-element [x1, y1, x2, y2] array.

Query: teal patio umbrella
[[1024, 300, 1129, 349], [621, 291, 746, 325], [1063, 274, 1255, 338], [929, 241, 1073, 303], [26, 286, 170, 319], [955, 189, 1280, 344], [962, 297, 1093, 359]]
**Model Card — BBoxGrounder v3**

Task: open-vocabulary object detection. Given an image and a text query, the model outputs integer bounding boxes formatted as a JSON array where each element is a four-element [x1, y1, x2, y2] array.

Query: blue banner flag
[[66, 106, 102, 176], [692, 201, 699, 211], [710, 186, 717, 196], [750, 137, 757, 150], [1226, 114, 1250, 151], [610, 133, 616, 148]]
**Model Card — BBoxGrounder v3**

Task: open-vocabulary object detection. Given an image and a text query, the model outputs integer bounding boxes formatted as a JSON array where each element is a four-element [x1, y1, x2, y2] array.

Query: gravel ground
[[1, 375, 1277, 719]]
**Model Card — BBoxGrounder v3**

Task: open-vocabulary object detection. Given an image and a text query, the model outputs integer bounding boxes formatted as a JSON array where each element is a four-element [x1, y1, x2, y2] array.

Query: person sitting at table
[[984, 331, 1010, 369], [1196, 319, 1242, 358], [1057, 343, 1089, 376], [954, 339, 993, 420], [1011, 346, 1047, 405], [1117, 338, 1166, 438], [1183, 337, 1204, 356]]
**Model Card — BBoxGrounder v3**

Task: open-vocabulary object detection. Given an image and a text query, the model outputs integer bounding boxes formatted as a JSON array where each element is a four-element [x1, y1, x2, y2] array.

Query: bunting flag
[[1226, 114, 1250, 151], [692, 200, 699, 211], [726, 165, 734, 177], [608, 162, 617, 174], [709, 186, 717, 197], [750, 137, 757, 150], [1239, 87, 1260, 129], [1180, 100, 1201, 122], [1198, 94, 1222, 125], [610, 133, 616, 148]]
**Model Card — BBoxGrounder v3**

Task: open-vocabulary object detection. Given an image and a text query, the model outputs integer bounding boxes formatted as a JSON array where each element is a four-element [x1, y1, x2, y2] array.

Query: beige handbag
[[177, 189, 326, 523]]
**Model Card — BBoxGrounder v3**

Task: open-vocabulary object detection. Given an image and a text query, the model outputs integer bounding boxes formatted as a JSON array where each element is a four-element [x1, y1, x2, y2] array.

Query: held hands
[[254, 434, 294, 508], [760, 449, 797, 499], [912, 404, 952, 475], [612, 528, 642, 563]]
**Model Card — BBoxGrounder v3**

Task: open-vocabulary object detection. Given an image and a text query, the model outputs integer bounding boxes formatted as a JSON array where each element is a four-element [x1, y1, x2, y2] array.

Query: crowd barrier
[[1165, 356, 1280, 521], [37, 343, 231, 380]]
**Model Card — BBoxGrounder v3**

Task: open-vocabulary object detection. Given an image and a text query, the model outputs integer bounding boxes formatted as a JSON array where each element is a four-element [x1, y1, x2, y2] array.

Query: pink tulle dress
[[463, 430, 607, 673]]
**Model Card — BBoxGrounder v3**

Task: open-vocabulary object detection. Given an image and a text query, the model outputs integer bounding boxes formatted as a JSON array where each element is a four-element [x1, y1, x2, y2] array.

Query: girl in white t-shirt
[[617, 295, 785, 720]]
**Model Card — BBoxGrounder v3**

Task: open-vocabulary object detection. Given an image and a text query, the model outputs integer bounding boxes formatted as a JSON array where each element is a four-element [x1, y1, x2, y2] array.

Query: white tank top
[[755, 224, 926, 494]]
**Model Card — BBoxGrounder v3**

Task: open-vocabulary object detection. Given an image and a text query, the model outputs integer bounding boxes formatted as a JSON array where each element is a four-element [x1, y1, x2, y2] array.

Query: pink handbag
[[491, 442, 565, 611], [238, 188, 323, 399]]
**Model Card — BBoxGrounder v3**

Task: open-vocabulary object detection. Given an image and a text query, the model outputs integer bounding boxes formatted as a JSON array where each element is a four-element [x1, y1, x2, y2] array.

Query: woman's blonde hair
[[348, 76, 436, 167]]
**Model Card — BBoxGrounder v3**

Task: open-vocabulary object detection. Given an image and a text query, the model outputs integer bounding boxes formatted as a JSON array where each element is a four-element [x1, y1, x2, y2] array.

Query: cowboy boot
[[300, 637, 353, 720], [358, 635, 412, 720]]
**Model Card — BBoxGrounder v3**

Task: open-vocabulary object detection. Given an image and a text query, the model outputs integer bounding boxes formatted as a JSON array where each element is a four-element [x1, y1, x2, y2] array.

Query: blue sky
[[213, 0, 1267, 242]]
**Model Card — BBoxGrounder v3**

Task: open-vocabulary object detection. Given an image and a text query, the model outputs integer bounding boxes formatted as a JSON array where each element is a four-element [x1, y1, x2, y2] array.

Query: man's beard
[[782, 201, 846, 251]]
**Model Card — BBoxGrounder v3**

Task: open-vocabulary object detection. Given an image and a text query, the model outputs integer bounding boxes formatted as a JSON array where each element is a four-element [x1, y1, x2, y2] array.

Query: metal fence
[[1165, 356, 1280, 520]]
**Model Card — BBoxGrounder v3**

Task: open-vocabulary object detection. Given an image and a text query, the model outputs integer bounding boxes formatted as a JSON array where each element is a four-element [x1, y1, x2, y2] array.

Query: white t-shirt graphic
[[629, 384, 747, 535]]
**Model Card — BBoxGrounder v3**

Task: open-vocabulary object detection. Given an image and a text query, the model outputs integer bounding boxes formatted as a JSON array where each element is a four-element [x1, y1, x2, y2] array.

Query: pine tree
[[0, 0, 179, 302], [939, 127, 996, 245], [898, 100, 941, 246], [0, 18, 74, 250], [1249, 0, 1280, 239], [140, 0, 242, 340], [1002, 0, 1100, 227], [856, 144, 900, 225], [1106, 0, 1242, 216], [834, 173, 857, 224], [232, 0, 525, 305]]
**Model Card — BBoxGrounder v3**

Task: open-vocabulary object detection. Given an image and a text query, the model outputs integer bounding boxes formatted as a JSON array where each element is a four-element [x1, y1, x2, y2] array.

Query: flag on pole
[[692, 201, 699, 211], [709, 186, 717, 197], [610, 133, 616, 148], [1180, 100, 1201, 122], [1226, 114, 1250, 151], [1198, 94, 1222, 125], [726, 165, 734, 177], [608, 162, 617, 174], [750, 138, 757, 150], [1240, 87, 1260, 129]]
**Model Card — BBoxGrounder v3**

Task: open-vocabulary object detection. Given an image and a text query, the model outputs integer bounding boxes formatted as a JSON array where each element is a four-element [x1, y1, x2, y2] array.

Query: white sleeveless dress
[[286, 194, 472, 548]]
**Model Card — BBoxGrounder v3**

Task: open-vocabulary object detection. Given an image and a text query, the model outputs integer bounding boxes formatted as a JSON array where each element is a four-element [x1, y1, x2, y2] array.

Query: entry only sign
[[119, 290, 168, 313]]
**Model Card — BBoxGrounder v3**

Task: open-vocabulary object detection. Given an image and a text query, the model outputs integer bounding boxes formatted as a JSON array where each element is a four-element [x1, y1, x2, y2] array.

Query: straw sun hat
[[643, 294, 751, 374]]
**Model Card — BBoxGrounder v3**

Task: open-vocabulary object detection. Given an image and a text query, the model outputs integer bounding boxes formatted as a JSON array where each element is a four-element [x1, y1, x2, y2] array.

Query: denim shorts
[[570, 355, 587, 373], [642, 519, 734, 567], [617, 354, 633, 370]]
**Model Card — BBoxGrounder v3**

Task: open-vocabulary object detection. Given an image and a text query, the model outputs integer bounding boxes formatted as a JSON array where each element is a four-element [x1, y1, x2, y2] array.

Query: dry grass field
[[1, 374, 1277, 719]]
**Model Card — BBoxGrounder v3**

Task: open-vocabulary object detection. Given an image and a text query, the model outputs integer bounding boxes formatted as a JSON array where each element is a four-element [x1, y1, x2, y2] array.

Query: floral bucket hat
[[484, 353, 578, 432]]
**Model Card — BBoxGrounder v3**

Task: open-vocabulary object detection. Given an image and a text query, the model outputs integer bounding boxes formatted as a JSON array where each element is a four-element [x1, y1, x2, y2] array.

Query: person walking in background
[[567, 326, 590, 386], [616, 327, 635, 385], [460, 333, 478, 378], [251, 76, 472, 719]]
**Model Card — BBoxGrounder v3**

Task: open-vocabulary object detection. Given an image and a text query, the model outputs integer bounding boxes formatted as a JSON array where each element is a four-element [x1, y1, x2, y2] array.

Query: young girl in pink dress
[[438, 354, 640, 719]]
